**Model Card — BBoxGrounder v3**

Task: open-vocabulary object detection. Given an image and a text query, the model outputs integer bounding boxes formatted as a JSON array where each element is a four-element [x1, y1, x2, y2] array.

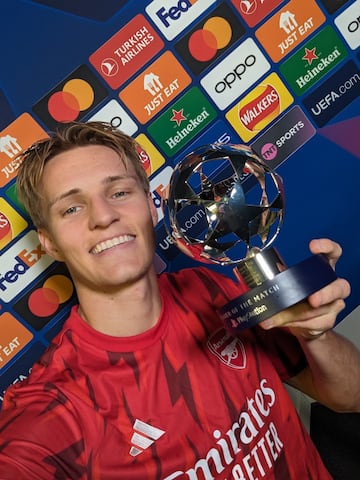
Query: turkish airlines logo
[[207, 328, 246, 369]]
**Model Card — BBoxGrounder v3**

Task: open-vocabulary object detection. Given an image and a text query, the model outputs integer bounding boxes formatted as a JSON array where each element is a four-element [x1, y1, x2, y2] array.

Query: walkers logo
[[150, 166, 173, 222], [207, 328, 246, 369], [135, 134, 165, 177], [145, 0, 216, 41], [334, 0, 360, 51], [174, 2, 246, 75], [0, 230, 54, 303], [129, 419, 165, 457], [226, 73, 293, 142], [280, 26, 348, 96], [89, 15, 164, 90], [0, 114, 48, 188], [200, 38, 271, 110], [13, 263, 75, 331], [255, 0, 326, 62], [119, 51, 191, 124], [32, 65, 108, 131], [303, 61, 360, 127], [231, 0, 284, 28], [0, 198, 28, 252], [251, 106, 316, 170], [89, 99, 138, 137], [0, 312, 33, 370], [148, 87, 217, 157]]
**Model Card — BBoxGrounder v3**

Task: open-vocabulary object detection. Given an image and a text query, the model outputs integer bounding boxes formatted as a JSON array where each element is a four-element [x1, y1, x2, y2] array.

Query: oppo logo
[[348, 16, 360, 33], [215, 55, 256, 93]]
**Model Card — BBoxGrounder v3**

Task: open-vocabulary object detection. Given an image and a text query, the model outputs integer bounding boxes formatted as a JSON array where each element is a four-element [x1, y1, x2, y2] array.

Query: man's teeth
[[92, 235, 134, 253]]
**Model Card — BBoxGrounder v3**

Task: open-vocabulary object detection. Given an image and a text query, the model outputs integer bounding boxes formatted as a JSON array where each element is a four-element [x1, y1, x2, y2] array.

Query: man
[[0, 121, 359, 479]]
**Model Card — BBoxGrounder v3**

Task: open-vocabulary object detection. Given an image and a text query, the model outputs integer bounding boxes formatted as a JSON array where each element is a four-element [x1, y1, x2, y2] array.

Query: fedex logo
[[146, 0, 216, 40], [0, 230, 54, 303]]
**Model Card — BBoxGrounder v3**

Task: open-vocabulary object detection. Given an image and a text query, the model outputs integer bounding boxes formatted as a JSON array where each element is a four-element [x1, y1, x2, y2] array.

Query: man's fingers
[[309, 238, 342, 268]]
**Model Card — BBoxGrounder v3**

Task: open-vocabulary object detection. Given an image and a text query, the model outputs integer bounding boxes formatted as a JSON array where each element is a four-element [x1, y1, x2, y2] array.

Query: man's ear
[[37, 228, 64, 262]]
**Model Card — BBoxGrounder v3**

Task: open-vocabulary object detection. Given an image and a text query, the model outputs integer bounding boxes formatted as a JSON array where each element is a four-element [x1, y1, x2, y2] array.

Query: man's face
[[38, 144, 158, 294]]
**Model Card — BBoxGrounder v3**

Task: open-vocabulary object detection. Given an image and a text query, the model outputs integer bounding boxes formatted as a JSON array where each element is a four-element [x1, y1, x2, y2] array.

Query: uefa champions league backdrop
[[0, 0, 359, 403]]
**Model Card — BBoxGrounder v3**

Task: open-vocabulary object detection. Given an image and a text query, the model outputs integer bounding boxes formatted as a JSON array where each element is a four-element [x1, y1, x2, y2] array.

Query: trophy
[[162, 144, 337, 334]]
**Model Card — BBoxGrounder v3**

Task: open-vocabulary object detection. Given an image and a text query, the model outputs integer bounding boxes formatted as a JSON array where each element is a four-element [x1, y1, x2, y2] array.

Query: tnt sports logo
[[13, 263, 75, 331], [32, 65, 108, 130], [175, 2, 245, 75], [146, 0, 216, 40]]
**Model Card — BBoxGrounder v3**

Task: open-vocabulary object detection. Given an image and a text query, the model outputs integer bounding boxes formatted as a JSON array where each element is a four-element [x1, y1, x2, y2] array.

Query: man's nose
[[88, 197, 119, 229]]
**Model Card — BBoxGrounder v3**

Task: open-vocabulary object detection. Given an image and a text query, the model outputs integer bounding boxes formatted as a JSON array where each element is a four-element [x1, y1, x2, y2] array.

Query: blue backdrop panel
[[0, 0, 359, 403]]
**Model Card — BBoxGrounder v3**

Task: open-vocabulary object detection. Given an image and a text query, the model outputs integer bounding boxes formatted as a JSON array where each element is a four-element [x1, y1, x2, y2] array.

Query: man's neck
[[76, 274, 162, 337]]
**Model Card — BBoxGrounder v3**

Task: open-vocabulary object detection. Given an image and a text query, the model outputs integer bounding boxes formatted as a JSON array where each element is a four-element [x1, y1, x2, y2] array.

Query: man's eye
[[113, 191, 127, 198], [63, 206, 79, 216]]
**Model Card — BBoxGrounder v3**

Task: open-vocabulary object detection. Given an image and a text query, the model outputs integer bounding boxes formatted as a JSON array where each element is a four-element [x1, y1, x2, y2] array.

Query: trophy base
[[218, 249, 338, 334]]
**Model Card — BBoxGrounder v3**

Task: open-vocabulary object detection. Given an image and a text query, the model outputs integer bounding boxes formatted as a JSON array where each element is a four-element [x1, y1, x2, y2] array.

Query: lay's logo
[[226, 73, 294, 142], [0, 230, 54, 303], [239, 84, 280, 132], [0, 198, 28, 251]]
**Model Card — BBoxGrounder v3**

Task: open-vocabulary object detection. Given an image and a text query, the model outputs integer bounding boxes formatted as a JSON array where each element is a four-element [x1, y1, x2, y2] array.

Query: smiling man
[[0, 121, 359, 479]]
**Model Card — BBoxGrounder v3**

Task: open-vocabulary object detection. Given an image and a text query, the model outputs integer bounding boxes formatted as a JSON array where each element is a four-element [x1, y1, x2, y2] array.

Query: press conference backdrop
[[0, 0, 359, 405]]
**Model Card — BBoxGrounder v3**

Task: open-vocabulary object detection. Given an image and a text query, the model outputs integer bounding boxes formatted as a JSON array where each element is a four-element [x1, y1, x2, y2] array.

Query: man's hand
[[260, 238, 351, 340]]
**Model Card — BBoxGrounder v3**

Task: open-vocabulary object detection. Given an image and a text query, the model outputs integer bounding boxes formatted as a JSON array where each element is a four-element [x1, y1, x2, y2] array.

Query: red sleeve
[[0, 383, 86, 479]]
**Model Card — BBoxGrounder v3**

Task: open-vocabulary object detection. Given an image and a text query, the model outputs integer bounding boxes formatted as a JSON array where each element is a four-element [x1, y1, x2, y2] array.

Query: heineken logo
[[148, 87, 216, 156], [280, 25, 348, 96]]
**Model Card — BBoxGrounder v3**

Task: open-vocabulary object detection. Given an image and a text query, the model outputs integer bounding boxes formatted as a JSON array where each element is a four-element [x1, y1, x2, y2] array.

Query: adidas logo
[[129, 419, 165, 457]]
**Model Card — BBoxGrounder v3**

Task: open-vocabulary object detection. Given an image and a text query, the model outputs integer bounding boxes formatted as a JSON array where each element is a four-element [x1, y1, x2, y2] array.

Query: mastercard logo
[[13, 264, 76, 331], [27, 274, 74, 318], [47, 79, 95, 123], [188, 16, 232, 62], [174, 3, 245, 75], [32, 64, 108, 130]]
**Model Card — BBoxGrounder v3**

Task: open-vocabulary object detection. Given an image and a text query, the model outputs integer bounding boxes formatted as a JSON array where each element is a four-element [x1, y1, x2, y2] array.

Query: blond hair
[[16, 121, 150, 228]]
